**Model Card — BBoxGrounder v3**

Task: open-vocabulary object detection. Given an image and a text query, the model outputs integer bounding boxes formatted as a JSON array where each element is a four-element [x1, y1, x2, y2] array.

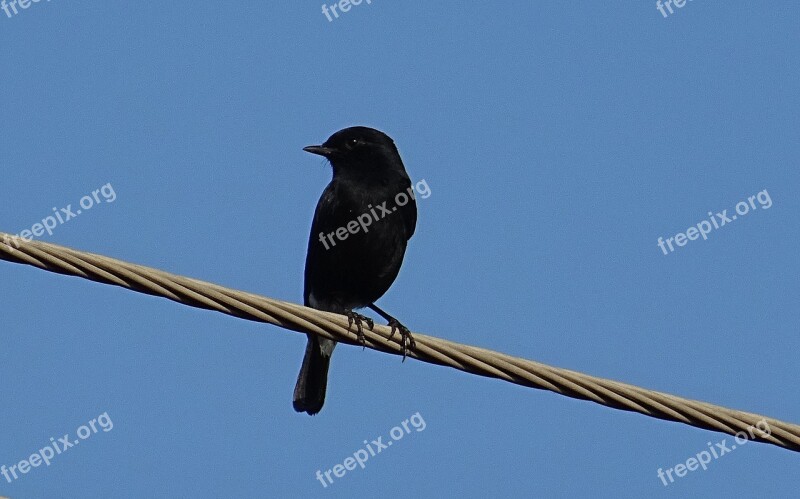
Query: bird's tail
[[293, 335, 336, 415]]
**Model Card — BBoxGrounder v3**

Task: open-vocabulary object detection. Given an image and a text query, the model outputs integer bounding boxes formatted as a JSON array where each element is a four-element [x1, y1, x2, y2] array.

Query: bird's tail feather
[[293, 336, 335, 415]]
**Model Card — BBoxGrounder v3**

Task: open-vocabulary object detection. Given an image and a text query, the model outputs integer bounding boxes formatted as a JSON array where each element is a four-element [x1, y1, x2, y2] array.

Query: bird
[[293, 126, 417, 415]]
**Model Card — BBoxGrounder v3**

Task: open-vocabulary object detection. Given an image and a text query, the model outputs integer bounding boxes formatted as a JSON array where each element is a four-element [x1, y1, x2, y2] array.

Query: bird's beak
[[303, 145, 335, 157]]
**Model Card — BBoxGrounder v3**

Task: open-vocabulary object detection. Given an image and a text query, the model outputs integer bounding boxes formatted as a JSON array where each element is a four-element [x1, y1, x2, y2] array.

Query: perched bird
[[293, 126, 417, 415]]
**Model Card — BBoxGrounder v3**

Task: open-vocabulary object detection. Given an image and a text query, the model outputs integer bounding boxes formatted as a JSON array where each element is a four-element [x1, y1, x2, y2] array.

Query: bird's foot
[[387, 319, 416, 361], [346, 310, 374, 347]]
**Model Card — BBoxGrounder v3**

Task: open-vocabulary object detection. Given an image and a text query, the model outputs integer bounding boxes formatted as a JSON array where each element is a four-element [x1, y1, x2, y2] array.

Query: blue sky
[[1, 1, 798, 497]]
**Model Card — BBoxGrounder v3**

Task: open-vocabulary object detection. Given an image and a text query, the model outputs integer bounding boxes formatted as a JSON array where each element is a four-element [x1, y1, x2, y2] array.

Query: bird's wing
[[398, 177, 418, 241]]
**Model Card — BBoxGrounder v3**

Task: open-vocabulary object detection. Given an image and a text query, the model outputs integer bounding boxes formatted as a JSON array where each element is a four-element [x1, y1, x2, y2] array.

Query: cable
[[1, 233, 798, 452]]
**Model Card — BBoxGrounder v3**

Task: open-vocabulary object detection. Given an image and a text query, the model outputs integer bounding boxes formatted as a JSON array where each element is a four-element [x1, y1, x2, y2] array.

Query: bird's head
[[303, 126, 405, 178]]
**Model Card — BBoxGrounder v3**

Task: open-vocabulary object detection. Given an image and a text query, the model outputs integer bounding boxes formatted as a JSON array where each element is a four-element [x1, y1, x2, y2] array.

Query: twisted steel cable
[[2, 233, 799, 452]]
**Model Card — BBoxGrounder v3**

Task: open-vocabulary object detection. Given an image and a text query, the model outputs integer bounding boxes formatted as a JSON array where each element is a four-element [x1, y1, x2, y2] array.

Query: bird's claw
[[346, 311, 374, 347], [387, 319, 416, 361]]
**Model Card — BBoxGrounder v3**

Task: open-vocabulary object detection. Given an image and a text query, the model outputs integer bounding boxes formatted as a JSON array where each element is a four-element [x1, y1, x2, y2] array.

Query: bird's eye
[[346, 138, 359, 149]]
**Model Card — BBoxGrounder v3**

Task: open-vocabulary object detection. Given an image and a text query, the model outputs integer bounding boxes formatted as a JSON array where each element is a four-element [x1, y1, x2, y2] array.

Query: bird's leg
[[367, 303, 416, 361], [345, 310, 374, 347]]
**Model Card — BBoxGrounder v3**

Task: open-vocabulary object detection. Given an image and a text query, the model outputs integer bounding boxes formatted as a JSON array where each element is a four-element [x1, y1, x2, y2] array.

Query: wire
[[1, 233, 798, 452]]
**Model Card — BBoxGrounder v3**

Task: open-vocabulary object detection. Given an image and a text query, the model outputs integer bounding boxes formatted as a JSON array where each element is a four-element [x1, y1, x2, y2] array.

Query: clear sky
[[1, 1, 798, 498]]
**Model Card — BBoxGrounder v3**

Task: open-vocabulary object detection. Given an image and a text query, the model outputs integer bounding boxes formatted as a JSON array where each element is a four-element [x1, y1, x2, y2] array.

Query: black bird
[[293, 126, 417, 415]]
